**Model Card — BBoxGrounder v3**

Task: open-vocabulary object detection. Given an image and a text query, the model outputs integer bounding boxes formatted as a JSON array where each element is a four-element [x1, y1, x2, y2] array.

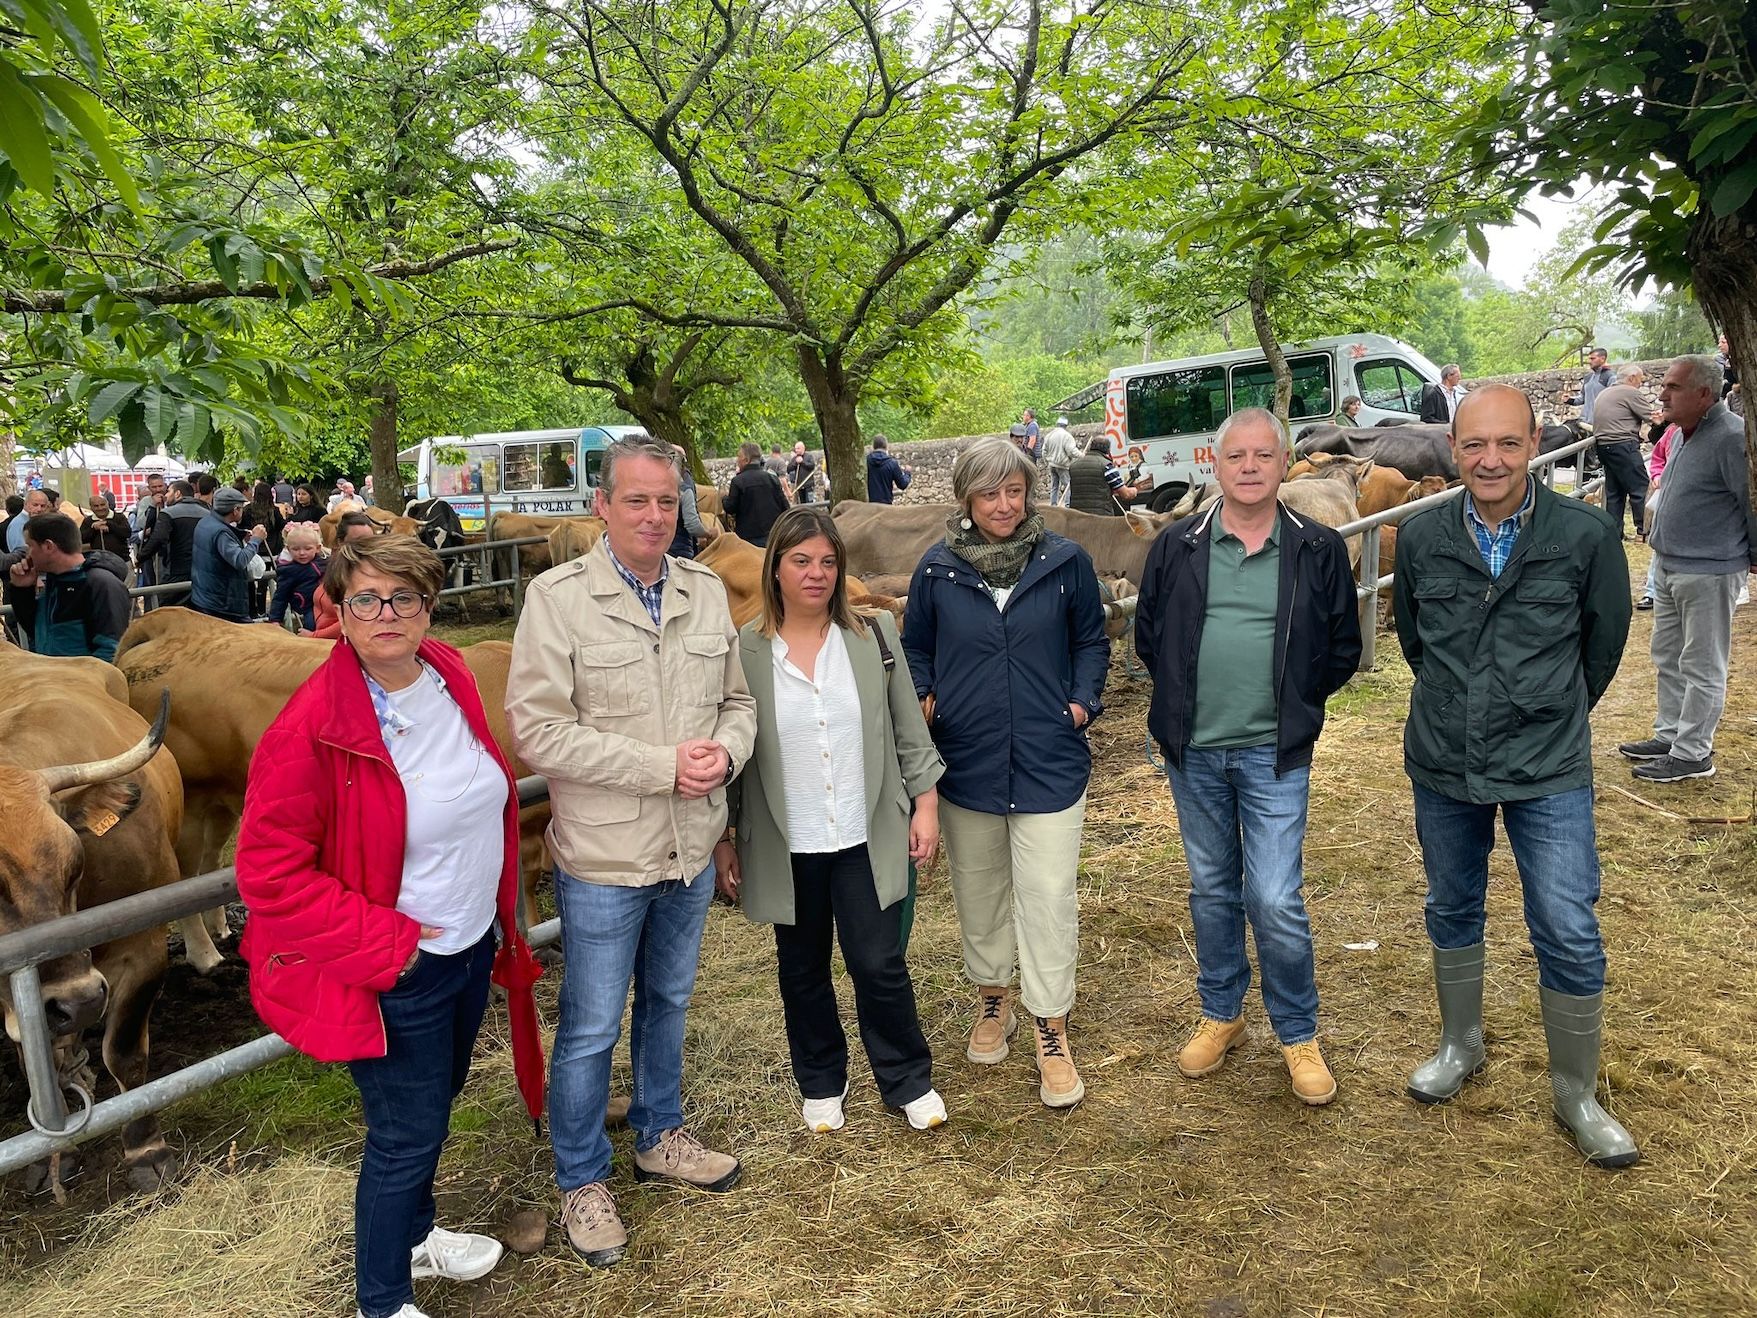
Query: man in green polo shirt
[[1135, 408, 1361, 1106]]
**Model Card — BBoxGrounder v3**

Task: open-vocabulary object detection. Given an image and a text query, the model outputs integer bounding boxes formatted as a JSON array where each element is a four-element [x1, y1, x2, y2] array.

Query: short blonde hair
[[322, 533, 443, 604], [951, 436, 1038, 517], [283, 521, 322, 551]]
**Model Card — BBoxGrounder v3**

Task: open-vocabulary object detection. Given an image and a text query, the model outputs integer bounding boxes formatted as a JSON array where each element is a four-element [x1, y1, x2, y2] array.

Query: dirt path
[[5, 556, 1755, 1315]]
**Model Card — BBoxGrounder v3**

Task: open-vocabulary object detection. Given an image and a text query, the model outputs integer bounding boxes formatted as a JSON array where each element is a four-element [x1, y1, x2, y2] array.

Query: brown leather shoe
[[633, 1127, 741, 1192], [560, 1182, 627, 1268], [1283, 1041, 1337, 1106], [605, 1094, 631, 1128], [1178, 1016, 1246, 1078], [967, 986, 1018, 1064], [1033, 1015, 1085, 1108]]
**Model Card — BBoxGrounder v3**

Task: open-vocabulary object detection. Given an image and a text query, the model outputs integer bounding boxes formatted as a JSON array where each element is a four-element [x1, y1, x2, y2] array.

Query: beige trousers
[[939, 795, 1086, 1019]]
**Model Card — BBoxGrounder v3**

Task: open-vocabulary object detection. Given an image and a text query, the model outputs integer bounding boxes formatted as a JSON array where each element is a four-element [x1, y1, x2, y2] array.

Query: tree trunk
[[367, 379, 405, 514], [797, 345, 864, 504], [1688, 211, 1757, 491], [1246, 272, 1293, 428]]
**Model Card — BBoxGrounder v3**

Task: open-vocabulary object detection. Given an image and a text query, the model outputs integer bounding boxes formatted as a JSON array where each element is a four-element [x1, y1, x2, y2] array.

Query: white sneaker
[[409, 1224, 504, 1281], [356, 1306, 431, 1318], [897, 1088, 948, 1131], [801, 1084, 848, 1133]]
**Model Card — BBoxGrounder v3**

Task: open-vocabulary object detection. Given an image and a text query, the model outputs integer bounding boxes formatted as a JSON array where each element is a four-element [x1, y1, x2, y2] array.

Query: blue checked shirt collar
[[1463, 476, 1535, 578], [605, 542, 667, 627]]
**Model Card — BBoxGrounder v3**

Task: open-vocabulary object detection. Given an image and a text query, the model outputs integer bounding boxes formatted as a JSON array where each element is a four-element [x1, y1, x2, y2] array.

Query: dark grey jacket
[[1648, 402, 1757, 575]]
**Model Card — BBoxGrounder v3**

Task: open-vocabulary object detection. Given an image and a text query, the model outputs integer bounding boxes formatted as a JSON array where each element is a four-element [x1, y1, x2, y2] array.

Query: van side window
[[1229, 353, 1335, 419], [1355, 359, 1425, 414], [504, 440, 578, 492], [1125, 365, 1227, 440]]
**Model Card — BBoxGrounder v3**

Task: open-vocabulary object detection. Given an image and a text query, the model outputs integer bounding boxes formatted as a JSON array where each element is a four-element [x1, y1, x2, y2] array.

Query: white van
[[1100, 333, 1441, 512], [399, 424, 646, 533]]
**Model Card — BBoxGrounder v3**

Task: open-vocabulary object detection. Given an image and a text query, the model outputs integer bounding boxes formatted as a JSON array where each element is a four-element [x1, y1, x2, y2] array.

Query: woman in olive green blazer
[[714, 506, 946, 1133]]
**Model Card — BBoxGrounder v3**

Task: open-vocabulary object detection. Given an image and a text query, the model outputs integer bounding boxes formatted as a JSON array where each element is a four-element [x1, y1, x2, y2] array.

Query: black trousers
[[774, 844, 933, 1108], [1598, 441, 1647, 536]]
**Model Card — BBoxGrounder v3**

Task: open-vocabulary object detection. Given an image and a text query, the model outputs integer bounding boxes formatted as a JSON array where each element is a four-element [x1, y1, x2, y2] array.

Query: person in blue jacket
[[191, 486, 268, 621], [901, 435, 1109, 1110], [865, 434, 914, 504]]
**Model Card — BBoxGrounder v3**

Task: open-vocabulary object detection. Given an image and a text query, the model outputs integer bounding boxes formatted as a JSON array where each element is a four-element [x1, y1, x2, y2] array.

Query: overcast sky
[[1481, 190, 1595, 289]]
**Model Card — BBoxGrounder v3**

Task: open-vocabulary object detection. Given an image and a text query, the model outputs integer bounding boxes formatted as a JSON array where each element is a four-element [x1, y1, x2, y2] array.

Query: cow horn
[[38, 690, 170, 793]]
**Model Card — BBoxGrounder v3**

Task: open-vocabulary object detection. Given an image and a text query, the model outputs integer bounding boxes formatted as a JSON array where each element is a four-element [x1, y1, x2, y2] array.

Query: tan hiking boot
[[605, 1094, 631, 1128], [967, 986, 1018, 1064], [1283, 1041, 1337, 1106], [1033, 1015, 1085, 1108], [633, 1127, 742, 1192], [1178, 1016, 1246, 1078], [560, 1182, 627, 1268]]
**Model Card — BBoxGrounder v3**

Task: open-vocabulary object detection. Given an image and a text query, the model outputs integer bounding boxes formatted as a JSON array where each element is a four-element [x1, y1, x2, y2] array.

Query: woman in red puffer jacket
[[236, 533, 542, 1318]]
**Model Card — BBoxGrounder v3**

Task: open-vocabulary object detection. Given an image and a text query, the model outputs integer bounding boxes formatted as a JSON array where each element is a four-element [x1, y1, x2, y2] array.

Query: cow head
[[0, 694, 168, 1043]]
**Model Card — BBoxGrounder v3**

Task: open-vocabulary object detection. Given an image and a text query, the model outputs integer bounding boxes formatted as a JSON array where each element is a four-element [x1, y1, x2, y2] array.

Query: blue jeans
[[550, 863, 716, 1191], [1412, 783, 1605, 995], [1168, 745, 1319, 1044], [347, 932, 494, 1318]]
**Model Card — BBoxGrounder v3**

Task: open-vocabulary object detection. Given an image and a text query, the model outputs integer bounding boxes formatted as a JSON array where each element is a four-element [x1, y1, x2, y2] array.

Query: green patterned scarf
[[943, 510, 1046, 589]]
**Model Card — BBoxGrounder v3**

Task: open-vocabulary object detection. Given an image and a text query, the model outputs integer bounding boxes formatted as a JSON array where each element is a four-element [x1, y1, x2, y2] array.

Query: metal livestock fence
[[0, 778, 557, 1180]]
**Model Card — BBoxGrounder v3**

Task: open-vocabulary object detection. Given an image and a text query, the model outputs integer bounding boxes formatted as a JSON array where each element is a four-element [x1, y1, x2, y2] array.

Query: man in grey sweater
[[1619, 355, 1757, 782]]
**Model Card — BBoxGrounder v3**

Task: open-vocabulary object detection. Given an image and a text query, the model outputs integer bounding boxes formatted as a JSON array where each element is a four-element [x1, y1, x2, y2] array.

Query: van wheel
[[1148, 484, 1188, 514]]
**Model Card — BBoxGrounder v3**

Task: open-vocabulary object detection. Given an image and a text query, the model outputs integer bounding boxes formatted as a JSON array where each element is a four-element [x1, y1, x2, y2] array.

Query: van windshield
[[1230, 353, 1335, 419], [1126, 365, 1227, 440]]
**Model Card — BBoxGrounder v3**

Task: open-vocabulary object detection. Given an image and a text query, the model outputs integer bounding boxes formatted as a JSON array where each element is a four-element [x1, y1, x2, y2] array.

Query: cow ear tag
[[87, 810, 122, 837]]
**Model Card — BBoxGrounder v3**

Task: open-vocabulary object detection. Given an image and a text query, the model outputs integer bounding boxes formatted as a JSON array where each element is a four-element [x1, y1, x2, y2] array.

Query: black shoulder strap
[[871, 617, 895, 670]]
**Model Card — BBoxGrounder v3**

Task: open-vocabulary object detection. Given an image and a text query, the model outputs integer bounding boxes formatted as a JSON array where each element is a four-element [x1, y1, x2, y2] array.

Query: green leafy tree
[[1632, 288, 1718, 360], [1472, 1, 1757, 473], [1110, 0, 1520, 423], [527, 0, 1205, 501]]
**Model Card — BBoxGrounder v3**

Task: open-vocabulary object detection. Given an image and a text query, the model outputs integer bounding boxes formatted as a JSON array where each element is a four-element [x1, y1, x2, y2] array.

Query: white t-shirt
[[772, 626, 868, 853], [381, 669, 507, 954]]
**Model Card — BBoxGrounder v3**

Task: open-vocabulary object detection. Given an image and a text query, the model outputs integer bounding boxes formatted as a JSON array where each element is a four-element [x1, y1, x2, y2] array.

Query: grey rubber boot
[[1408, 943, 1487, 1103], [1538, 986, 1639, 1169]]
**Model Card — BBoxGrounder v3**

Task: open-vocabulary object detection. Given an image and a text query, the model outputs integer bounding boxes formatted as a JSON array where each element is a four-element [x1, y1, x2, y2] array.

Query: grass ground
[[4, 545, 1755, 1316]]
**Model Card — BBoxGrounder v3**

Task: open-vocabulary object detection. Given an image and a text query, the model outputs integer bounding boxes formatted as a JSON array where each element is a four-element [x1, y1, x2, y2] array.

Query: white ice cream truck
[[1097, 333, 1443, 513], [400, 424, 646, 534]]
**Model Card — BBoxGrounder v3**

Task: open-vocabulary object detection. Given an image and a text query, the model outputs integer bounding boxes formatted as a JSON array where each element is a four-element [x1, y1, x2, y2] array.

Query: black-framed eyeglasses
[[344, 590, 430, 621]]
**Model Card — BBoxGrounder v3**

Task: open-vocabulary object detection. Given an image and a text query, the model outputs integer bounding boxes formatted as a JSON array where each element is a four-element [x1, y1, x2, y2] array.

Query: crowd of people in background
[[1, 468, 387, 658]]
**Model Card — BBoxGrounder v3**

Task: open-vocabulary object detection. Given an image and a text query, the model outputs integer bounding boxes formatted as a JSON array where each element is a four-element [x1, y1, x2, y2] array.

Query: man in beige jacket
[[507, 436, 756, 1269]]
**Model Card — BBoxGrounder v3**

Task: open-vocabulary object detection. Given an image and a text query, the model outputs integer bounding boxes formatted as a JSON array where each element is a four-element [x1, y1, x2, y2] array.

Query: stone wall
[[1474, 358, 1669, 423], [702, 359, 1672, 501]]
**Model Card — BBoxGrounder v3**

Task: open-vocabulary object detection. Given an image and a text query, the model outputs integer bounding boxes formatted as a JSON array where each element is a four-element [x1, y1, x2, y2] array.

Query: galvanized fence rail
[[1339, 435, 1609, 672], [0, 781, 553, 1179]]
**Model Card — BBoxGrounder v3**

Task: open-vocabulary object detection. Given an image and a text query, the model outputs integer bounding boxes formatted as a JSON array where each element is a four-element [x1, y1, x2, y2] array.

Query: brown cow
[[0, 643, 184, 1191], [113, 609, 551, 972], [318, 502, 419, 549], [691, 532, 895, 629], [489, 511, 606, 575], [696, 484, 722, 518], [1168, 481, 1363, 568], [831, 502, 1174, 586], [547, 517, 607, 568]]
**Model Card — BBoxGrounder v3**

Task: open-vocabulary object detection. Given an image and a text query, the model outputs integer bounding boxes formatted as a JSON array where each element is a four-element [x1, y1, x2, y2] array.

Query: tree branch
[[2, 239, 520, 315]]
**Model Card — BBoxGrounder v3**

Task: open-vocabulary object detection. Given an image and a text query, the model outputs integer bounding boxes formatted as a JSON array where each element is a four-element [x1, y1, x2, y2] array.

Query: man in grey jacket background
[[1619, 355, 1757, 783]]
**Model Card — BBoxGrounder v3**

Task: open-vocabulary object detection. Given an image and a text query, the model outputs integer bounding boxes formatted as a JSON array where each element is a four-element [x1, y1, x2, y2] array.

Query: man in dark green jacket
[[1393, 383, 1638, 1169]]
